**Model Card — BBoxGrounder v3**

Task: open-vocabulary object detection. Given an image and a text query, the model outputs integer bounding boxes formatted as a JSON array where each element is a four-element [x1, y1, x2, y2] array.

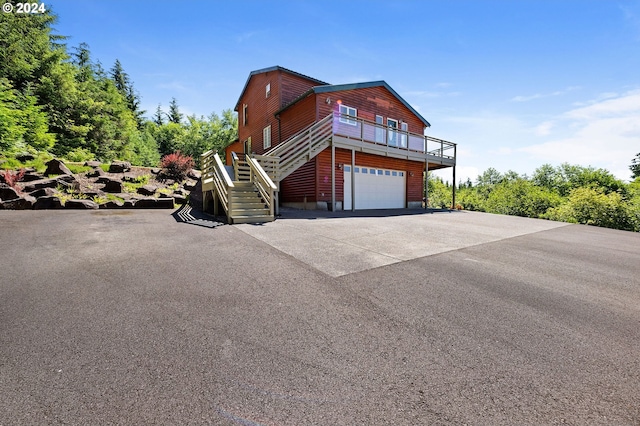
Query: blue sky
[[48, 0, 640, 183]]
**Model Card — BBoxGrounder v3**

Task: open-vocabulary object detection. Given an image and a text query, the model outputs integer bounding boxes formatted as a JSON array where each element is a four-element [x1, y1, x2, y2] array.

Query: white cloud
[[522, 90, 640, 180], [511, 86, 580, 102]]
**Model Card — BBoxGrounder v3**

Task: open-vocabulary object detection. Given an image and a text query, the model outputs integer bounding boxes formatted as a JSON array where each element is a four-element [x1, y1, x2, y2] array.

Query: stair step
[[231, 214, 274, 224]]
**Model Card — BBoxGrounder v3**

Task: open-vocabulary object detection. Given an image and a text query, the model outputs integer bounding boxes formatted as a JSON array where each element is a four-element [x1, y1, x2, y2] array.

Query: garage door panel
[[344, 166, 405, 210]]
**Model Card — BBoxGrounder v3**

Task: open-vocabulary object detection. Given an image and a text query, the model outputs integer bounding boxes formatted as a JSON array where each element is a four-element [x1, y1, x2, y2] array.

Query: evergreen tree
[[153, 104, 165, 125], [168, 97, 183, 124], [110, 59, 145, 128], [630, 153, 640, 179]]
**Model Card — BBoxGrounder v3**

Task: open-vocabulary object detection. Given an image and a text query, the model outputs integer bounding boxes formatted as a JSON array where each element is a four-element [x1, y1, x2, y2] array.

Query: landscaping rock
[[22, 171, 44, 182], [150, 168, 161, 175], [84, 161, 101, 168], [28, 187, 57, 198], [137, 185, 157, 196], [134, 197, 174, 209], [183, 180, 197, 191], [100, 200, 124, 209], [65, 199, 99, 209], [189, 179, 203, 210], [33, 196, 63, 210], [122, 200, 136, 208], [102, 179, 123, 193], [86, 167, 105, 178], [0, 185, 20, 201], [44, 159, 72, 176], [187, 169, 202, 180], [172, 193, 187, 204], [0, 194, 36, 210], [122, 173, 138, 182], [108, 161, 131, 173], [20, 177, 59, 192]]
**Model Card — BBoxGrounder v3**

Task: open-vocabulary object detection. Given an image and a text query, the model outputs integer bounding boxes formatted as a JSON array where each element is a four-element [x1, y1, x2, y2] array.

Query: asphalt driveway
[[1, 209, 639, 425]]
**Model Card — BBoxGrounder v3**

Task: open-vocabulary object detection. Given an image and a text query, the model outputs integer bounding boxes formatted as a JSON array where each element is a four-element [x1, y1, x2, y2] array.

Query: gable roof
[[234, 66, 329, 111], [276, 80, 431, 128]]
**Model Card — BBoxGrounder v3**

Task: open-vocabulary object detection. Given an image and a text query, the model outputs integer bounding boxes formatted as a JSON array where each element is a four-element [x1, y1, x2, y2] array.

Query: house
[[202, 66, 456, 223]]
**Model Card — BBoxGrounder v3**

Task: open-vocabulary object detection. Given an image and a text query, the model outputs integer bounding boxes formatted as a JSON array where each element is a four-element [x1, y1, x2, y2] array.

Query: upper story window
[[339, 104, 357, 126], [242, 104, 248, 126], [266, 83, 271, 98], [263, 125, 271, 150]]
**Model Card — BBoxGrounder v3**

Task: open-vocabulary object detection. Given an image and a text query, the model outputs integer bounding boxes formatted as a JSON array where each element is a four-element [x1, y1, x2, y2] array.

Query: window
[[339, 104, 357, 125], [400, 122, 408, 148], [387, 118, 398, 147], [354, 167, 360, 173], [266, 83, 271, 98], [263, 125, 271, 149], [244, 137, 252, 154], [375, 115, 384, 143], [377, 170, 383, 175], [242, 104, 248, 126], [344, 165, 351, 172], [362, 168, 368, 174]]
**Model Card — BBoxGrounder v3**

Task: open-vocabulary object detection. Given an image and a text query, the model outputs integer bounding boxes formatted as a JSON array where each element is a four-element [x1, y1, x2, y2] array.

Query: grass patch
[[122, 174, 151, 193], [66, 163, 92, 174]]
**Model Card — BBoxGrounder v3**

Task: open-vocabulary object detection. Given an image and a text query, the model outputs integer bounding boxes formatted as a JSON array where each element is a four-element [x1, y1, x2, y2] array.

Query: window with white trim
[[242, 104, 248, 126], [263, 125, 271, 149], [339, 104, 357, 125], [266, 83, 271, 98]]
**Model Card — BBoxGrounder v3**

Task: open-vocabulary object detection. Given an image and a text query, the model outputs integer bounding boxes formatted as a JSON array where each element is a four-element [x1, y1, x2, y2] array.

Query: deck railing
[[332, 112, 456, 161]]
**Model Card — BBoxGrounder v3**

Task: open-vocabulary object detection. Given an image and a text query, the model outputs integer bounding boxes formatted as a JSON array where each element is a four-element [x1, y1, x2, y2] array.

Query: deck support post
[[425, 160, 428, 210], [452, 144, 457, 209], [351, 149, 355, 211], [331, 143, 336, 212]]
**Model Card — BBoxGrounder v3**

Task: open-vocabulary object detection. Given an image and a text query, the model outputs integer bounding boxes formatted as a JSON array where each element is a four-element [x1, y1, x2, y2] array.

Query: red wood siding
[[278, 94, 316, 142], [315, 148, 425, 204], [236, 69, 320, 156], [281, 160, 316, 203], [237, 70, 280, 155], [316, 86, 425, 134]]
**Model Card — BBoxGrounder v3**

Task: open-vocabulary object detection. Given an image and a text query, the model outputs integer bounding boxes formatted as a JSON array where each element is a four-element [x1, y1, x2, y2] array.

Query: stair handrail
[[256, 113, 334, 182], [246, 155, 277, 218], [212, 152, 234, 219]]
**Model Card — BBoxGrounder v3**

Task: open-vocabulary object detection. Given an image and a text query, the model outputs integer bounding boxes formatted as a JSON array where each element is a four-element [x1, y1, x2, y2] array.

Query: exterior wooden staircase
[[201, 114, 334, 224], [201, 151, 276, 224]]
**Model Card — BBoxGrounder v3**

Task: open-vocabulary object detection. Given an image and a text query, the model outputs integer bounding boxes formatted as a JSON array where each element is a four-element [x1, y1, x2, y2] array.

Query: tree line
[[428, 160, 640, 232], [0, 4, 236, 167]]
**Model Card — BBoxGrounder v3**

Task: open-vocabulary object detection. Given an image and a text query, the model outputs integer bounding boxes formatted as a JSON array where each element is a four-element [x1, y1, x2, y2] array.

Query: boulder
[[99, 200, 124, 209], [137, 185, 157, 196], [183, 180, 197, 191], [187, 169, 202, 180], [28, 187, 57, 198], [0, 194, 36, 210], [188, 179, 203, 210], [84, 161, 101, 168], [0, 185, 20, 201], [44, 159, 72, 176], [108, 161, 131, 173], [134, 197, 174, 209], [102, 179, 123, 193], [33, 196, 63, 210], [122, 173, 138, 182], [64, 199, 99, 209], [21, 171, 44, 182], [21, 178, 59, 192], [86, 167, 105, 178], [172, 193, 188, 204]]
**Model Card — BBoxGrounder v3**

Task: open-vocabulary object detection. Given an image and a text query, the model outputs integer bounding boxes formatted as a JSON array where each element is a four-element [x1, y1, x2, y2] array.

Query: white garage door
[[344, 165, 406, 210]]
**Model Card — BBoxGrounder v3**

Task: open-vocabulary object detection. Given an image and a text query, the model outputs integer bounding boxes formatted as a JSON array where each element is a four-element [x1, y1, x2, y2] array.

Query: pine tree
[[630, 153, 640, 180], [110, 59, 145, 128], [168, 97, 183, 124], [153, 104, 165, 125]]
